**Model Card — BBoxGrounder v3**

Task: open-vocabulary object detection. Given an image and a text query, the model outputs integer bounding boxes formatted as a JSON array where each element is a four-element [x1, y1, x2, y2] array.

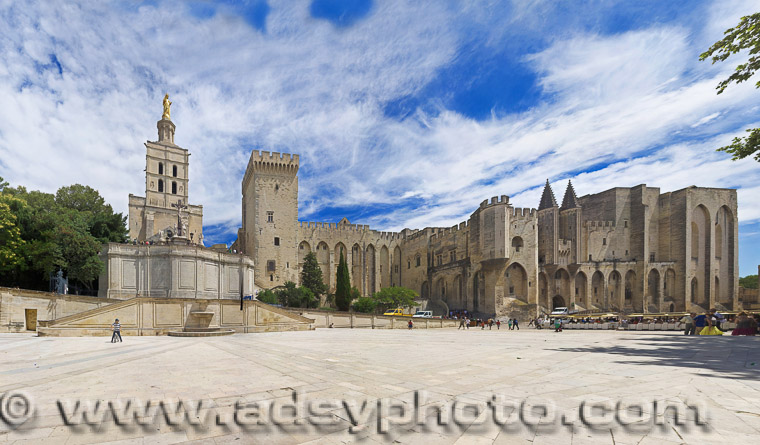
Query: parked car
[[383, 308, 410, 317], [412, 310, 433, 318]]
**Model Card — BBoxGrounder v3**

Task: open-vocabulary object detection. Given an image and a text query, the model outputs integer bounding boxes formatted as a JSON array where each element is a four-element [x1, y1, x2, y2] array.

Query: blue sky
[[0, 0, 759, 276]]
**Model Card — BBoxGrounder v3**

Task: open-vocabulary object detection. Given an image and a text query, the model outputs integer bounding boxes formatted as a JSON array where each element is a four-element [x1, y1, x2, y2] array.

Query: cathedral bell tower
[[128, 95, 204, 243]]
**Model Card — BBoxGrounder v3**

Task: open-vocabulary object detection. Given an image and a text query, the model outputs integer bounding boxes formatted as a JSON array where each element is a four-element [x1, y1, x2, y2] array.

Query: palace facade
[[233, 150, 739, 316]]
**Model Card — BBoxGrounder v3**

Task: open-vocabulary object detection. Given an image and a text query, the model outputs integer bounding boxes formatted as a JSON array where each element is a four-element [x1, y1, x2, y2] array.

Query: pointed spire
[[538, 179, 558, 210], [560, 180, 579, 210]]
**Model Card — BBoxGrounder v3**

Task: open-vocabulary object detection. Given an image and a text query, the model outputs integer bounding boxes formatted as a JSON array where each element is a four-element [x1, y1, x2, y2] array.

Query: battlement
[[510, 207, 537, 218], [243, 150, 300, 191], [298, 221, 403, 241], [251, 150, 300, 166], [583, 220, 616, 228], [478, 195, 510, 209]]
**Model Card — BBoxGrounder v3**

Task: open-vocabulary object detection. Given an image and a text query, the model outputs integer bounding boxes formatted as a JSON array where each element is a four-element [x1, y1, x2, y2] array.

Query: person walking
[[496, 320, 501, 330], [111, 318, 122, 343], [408, 319, 414, 330], [508, 319, 513, 330], [710, 308, 725, 331], [458, 318, 466, 330], [554, 318, 562, 332], [465, 317, 470, 329], [693, 312, 708, 335], [513, 318, 519, 330], [488, 319, 494, 330], [680, 313, 696, 335]]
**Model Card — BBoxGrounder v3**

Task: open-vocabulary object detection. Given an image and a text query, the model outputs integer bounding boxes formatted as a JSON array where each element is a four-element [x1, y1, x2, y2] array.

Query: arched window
[[171, 181, 177, 194], [172, 165, 177, 177], [158, 179, 164, 192], [158, 163, 164, 175], [511, 236, 524, 252]]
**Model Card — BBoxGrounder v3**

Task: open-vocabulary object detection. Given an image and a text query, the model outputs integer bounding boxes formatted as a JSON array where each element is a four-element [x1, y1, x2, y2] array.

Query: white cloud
[[0, 0, 759, 259]]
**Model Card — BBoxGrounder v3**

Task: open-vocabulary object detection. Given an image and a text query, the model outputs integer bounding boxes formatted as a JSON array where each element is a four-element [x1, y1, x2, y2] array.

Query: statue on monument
[[162, 93, 172, 120]]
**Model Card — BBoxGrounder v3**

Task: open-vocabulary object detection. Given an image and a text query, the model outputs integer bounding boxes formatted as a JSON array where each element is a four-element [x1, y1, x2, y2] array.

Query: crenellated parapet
[[511, 207, 537, 219], [298, 221, 404, 241], [479, 195, 510, 209], [243, 150, 300, 191]]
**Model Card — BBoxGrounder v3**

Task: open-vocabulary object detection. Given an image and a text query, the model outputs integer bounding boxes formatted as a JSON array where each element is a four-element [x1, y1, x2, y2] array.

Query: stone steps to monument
[[183, 327, 225, 332], [167, 329, 235, 337]]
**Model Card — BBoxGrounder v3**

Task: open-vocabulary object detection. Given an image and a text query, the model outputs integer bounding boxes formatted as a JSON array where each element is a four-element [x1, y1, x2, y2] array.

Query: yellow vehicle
[[382, 308, 411, 317]]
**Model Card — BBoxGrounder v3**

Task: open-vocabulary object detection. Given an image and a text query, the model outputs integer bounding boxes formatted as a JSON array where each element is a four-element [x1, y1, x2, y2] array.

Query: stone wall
[[296, 309, 459, 329], [98, 242, 255, 300], [37, 298, 314, 336], [0, 288, 120, 333]]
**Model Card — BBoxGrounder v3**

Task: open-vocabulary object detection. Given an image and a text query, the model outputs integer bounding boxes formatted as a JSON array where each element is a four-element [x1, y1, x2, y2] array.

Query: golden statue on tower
[[162, 93, 172, 120]]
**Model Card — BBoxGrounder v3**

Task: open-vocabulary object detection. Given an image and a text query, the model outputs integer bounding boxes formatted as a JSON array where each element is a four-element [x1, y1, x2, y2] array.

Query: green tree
[[335, 251, 352, 311], [700, 12, 760, 161], [55, 184, 128, 243], [0, 183, 125, 291], [300, 251, 327, 299], [353, 297, 377, 313], [257, 289, 280, 305], [372, 286, 418, 311], [0, 176, 8, 193], [740, 274, 758, 289], [275, 281, 318, 308], [0, 193, 26, 273]]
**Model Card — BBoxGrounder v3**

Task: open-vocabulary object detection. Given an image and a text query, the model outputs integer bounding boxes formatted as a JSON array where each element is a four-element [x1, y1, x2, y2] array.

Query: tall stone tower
[[128, 97, 203, 242], [537, 179, 559, 265], [240, 151, 300, 288]]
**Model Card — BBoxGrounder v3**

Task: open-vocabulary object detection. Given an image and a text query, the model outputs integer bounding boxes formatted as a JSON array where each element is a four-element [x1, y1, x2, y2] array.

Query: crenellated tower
[[241, 150, 300, 288]]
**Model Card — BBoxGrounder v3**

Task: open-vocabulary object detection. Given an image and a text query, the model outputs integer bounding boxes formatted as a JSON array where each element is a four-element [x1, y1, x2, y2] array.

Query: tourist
[[680, 312, 696, 336], [111, 318, 122, 343], [488, 319, 494, 330], [528, 318, 535, 328], [496, 320, 501, 330], [693, 312, 708, 334], [731, 312, 756, 336], [513, 318, 519, 330], [481, 319, 485, 330], [458, 318, 466, 330], [699, 313, 723, 336], [508, 319, 513, 330], [408, 319, 413, 330], [710, 308, 725, 331], [554, 318, 562, 332]]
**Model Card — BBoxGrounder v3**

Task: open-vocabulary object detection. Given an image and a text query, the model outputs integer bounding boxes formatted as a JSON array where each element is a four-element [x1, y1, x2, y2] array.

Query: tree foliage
[[372, 286, 418, 310], [335, 250, 352, 311], [0, 193, 26, 273], [740, 274, 759, 289], [353, 297, 377, 313], [700, 12, 760, 161], [300, 251, 327, 298], [256, 282, 319, 308], [257, 289, 280, 305], [0, 181, 127, 291]]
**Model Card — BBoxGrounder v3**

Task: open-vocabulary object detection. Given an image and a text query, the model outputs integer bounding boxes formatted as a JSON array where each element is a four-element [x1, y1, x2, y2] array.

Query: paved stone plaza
[[0, 329, 759, 444]]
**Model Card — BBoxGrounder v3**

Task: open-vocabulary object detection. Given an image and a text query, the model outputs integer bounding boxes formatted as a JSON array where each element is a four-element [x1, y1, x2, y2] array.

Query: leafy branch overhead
[[700, 12, 760, 161]]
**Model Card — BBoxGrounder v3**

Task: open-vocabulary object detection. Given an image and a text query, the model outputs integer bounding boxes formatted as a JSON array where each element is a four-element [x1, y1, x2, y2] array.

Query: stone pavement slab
[[0, 329, 758, 444]]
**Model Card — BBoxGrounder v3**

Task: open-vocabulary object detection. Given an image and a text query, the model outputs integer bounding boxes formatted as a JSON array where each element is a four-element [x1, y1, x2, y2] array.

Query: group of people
[[680, 309, 758, 336], [457, 318, 520, 330]]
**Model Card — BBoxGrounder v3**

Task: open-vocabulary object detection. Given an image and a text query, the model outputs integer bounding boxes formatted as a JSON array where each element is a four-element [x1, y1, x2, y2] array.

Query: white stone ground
[[0, 328, 758, 444]]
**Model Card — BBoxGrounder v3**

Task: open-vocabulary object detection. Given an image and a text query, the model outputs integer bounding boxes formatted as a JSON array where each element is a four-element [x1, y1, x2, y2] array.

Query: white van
[[412, 310, 433, 318], [550, 307, 569, 316]]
